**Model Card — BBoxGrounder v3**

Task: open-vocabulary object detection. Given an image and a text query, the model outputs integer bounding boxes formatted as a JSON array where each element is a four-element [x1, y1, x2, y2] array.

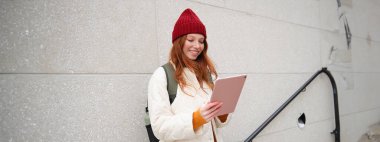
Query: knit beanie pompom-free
[[172, 8, 206, 43]]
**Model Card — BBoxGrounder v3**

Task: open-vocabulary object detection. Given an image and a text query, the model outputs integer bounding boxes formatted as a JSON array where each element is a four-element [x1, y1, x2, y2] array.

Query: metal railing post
[[244, 68, 340, 142]]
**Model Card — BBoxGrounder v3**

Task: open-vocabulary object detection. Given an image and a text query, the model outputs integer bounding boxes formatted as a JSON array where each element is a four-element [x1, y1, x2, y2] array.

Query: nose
[[192, 42, 201, 49]]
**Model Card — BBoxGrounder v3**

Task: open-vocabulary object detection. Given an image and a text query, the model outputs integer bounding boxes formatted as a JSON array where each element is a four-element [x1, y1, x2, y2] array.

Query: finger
[[201, 102, 223, 119], [201, 102, 218, 114], [207, 102, 223, 114], [203, 115, 211, 122], [202, 102, 222, 116], [205, 107, 222, 119], [207, 102, 223, 112], [203, 110, 215, 121], [215, 102, 223, 108], [204, 102, 219, 110], [205, 104, 222, 117]]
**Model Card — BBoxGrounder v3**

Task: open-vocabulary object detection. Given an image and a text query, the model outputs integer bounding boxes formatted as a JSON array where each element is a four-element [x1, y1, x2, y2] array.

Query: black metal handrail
[[245, 67, 340, 142]]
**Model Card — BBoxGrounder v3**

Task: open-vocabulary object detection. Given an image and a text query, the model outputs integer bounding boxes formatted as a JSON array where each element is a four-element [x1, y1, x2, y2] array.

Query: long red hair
[[170, 35, 218, 92]]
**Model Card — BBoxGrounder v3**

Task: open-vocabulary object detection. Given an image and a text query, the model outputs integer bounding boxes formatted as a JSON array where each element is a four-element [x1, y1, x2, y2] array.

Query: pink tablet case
[[210, 74, 247, 116]]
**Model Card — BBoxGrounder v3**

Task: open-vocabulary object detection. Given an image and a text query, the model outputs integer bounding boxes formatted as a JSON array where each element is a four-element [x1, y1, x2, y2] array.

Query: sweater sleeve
[[193, 108, 207, 131], [148, 67, 201, 141], [217, 114, 229, 123], [215, 113, 231, 128]]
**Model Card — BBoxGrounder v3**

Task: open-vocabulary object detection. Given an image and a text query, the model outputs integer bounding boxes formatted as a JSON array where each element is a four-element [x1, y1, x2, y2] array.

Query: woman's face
[[183, 33, 205, 60]]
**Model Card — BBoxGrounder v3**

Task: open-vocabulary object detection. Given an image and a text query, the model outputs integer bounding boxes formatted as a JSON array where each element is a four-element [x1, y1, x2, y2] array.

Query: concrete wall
[[0, 0, 379, 141]]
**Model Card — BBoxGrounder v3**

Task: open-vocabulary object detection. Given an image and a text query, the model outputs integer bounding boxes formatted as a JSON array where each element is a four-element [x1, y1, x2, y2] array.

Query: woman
[[148, 8, 230, 142]]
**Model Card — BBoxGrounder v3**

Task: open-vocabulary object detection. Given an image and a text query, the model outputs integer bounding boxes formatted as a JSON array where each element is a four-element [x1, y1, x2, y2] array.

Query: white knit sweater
[[148, 67, 230, 142]]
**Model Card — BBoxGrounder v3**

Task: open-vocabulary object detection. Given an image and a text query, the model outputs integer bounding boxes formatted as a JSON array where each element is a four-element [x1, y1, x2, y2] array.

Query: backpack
[[145, 63, 177, 142], [144, 63, 213, 142]]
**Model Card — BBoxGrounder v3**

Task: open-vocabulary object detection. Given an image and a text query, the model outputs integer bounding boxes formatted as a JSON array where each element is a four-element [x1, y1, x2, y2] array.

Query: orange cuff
[[193, 109, 207, 131], [217, 114, 228, 123]]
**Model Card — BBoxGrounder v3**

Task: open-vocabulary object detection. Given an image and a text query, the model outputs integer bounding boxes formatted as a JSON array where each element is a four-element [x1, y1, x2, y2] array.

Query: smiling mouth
[[190, 50, 199, 55], [190, 50, 198, 53]]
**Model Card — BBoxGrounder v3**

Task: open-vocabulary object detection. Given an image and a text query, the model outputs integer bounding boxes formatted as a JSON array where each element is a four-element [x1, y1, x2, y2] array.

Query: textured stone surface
[[352, 38, 380, 72], [225, 0, 320, 29], [349, 0, 380, 41], [340, 108, 380, 142], [0, 0, 379, 141], [0, 0, 158, 73], [319, 0, 341, 32], [251, 118, 336, 142], [0, 74, 150, 142], [320, 30, 353, 72]]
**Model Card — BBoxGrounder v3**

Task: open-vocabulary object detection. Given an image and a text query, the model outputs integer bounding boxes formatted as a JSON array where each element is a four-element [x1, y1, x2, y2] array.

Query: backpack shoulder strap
[[208, 71, 213, 85], [162, 62, 178, 104]]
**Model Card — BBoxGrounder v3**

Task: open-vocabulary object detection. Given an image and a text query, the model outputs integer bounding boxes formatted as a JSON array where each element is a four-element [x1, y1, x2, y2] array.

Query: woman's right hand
[[199, 102, 223, 122]]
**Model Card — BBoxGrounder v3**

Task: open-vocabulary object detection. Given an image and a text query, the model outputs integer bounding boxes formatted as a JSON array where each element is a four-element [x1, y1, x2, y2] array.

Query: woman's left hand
[[199, 102, 223, 122]]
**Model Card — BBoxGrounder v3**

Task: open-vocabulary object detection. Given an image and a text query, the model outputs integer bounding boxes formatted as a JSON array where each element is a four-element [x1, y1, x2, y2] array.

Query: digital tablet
[[210, 74, 247, 116]]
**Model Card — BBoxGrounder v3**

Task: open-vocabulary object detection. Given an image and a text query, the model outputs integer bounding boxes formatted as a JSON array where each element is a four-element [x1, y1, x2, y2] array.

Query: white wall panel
[[246, 108, 380, 142], [225, 0, 320, 29], [188, 0, 225, 7], [352, 38, 380, 72], [349, 0, 380, 41], [320, 31, 353, 72], [251, 119, 335, 142], [0, 74, 150, 142], [351, 73, 380, 111], [0, 0, 158, 73], [340, 108, 380, 142], [319, 0, 340, 32]]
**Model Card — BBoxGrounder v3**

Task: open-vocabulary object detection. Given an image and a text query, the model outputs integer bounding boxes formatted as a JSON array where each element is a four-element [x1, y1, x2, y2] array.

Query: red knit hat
[[172, 8, 206, 43]]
